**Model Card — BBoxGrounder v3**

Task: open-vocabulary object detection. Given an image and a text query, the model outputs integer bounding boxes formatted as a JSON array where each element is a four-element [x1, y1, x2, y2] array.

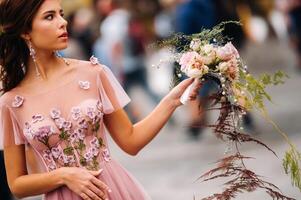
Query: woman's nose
[[59, 16, 68, 28]]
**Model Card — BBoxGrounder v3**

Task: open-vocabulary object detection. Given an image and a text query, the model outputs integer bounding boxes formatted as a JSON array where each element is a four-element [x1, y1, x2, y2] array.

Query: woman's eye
[[45, 15, 53, 20]]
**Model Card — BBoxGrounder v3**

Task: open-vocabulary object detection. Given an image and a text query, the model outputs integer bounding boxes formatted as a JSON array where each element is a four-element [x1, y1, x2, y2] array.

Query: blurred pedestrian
[[65, 8, 96, 59], [280, 0, 301, 70], [93, 0, 160, 122], [174, 0, 218, 139]]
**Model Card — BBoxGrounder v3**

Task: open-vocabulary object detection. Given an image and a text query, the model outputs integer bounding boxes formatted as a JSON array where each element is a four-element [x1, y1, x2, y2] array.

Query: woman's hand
[[60, 167, 111, 200], [164, 78, 202, 108]]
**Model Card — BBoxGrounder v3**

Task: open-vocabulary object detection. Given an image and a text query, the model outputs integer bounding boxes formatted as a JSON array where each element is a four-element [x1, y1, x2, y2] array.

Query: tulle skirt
[[44, 159, 151, 200]]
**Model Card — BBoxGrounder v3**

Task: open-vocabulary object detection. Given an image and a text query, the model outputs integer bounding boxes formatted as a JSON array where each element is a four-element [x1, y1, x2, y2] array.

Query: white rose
[[190, 39, 202, 51], [201, 44, 216, 65]]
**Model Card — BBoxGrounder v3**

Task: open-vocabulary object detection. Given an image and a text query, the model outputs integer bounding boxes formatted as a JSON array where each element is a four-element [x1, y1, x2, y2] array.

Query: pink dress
[[0, 58, 151, 200]]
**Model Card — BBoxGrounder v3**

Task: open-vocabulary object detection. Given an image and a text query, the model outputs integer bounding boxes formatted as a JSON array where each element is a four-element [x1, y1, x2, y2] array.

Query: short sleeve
[[96, 65, 131, 114], [0, 104, 26, 147]]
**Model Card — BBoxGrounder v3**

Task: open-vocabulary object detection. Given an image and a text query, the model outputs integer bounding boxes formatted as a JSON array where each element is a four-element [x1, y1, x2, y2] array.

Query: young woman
[[0, 0, 200, 199]]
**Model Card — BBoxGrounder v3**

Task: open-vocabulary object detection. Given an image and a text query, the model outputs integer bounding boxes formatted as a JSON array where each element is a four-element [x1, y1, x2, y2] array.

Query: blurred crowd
[[62, 0, 301, 67]]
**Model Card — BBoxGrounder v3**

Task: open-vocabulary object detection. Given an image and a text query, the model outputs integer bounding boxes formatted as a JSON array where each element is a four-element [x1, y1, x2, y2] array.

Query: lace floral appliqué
[[71, 107, 81, 121], [50, 108, 61, 119], [24, 100, 109, 171], [79, 81, 90, 90], [12, 95, 24, 108], [32, 114, 44, 123], [89, 55, 99, 65]]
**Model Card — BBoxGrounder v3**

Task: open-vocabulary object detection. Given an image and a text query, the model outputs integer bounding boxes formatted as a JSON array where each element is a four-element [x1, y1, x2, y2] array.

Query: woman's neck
[[26, 50, 63, 81]]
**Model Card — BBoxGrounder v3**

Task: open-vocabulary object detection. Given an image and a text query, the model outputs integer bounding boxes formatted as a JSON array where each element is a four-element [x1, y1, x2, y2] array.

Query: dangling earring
[[21, 63, 26, 74], [55, 50, 70, 66], [28, 41, 40, 77]]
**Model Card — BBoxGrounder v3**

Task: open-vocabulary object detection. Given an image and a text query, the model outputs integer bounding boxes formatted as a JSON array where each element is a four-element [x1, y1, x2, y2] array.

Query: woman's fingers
[[84, 189, 102, 200], [178, 78, 194, 93], [80, 192, 92, 200], [188, 82, 202, 100], [85, 169, 110, 199], [88, 182, 108, 200], [91, 176, 112, 193]]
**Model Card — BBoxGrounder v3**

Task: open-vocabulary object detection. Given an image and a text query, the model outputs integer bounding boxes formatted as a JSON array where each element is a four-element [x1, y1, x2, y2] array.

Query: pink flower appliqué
[[84, 151, 93, 162], [102, 148, 111, 162], [78, 118, 89, 129], [43, 154, 53, 163], [70, 132, 79, 142], [12, 95, 24, 108], [50, 108, 61, 119], [90, 147, 99, 157], [89, 55, 99, 65], [54, 117, 65, 129], [43, 150, 57, 171], [59, 154, 75, 164], [86, 107, 96, 120], [74, 128, 85, 140], [37, 126, 55, 139], [71, 107, 82, 121], [53, 116, 71, 131], [62, 121, 72, 131], [90, 137, 100, 148], [79, 81, 90, 90], [24, 122, 35, 140], [32, 114, 44, 123], [51, 146, 63, 159]]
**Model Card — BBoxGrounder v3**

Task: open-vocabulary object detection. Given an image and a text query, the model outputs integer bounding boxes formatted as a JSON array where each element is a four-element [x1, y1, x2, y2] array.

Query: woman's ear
[[20, 33, 30, 41]]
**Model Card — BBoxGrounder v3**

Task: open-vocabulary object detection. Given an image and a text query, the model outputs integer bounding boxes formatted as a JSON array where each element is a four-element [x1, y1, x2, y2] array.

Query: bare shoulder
[[69, 56, 107, 75], [0, 90, 15, 108]]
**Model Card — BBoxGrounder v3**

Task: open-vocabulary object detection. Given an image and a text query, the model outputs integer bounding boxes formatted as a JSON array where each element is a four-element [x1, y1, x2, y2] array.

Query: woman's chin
[[56, 44, 68, 51]]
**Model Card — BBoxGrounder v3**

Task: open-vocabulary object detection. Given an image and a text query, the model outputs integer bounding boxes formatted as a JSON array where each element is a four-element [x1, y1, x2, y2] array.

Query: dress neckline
[[12, 63, 81, 98]]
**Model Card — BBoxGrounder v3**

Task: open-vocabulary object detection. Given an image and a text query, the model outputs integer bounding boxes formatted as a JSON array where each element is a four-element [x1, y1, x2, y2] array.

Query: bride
[[0, 0, 201, 199]]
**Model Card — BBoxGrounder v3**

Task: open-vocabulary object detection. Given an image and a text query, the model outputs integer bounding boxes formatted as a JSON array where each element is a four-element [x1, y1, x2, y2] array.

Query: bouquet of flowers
[[155, 22, 301, 200]]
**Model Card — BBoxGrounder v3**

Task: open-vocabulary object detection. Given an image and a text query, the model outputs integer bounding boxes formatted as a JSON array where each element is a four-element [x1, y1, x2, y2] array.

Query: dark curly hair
[[0, 0, 44, 93]]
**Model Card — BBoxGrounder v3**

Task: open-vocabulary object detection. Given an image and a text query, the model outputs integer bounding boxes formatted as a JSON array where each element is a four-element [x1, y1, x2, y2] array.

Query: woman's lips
[[59, 32, 68, 38]]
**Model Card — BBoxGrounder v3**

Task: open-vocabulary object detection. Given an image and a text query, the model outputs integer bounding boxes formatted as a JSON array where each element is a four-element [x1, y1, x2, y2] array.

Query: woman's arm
[[4, 145, 110, 200], [4, 145, 64, 198], [104, 78, 200, 155]]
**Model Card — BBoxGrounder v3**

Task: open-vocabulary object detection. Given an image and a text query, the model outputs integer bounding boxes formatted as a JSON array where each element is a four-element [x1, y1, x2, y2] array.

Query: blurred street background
[[22, 0, 301, 199]]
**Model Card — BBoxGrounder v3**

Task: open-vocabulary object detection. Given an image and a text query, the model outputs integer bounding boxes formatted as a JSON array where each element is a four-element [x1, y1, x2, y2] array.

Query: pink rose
[[179, 51, 199, 71], [216, 42, 239, 61], [179, 51, 209, 78], [217, 58, 239, 81]]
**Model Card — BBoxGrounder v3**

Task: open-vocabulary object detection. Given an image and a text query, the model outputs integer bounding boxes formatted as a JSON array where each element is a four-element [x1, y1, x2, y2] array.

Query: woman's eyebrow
[[42, 9, 64, 15]]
